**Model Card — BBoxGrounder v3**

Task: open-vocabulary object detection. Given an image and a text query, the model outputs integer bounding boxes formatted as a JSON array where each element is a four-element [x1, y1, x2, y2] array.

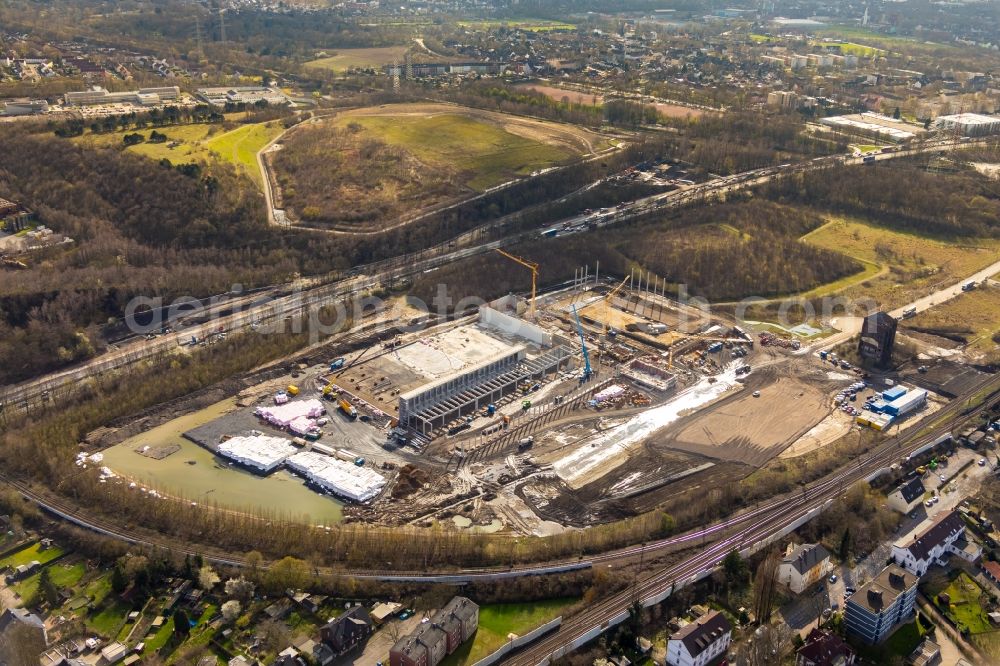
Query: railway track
[[2, 139, 976, 416], [3, 374, 995, 590], [501, 374, 1000, 665]]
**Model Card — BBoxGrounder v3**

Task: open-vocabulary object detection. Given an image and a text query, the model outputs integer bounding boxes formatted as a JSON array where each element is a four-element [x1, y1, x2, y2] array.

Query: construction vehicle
[[329, 357, 345, 371], [522, 400, 532, 410], [338, 398, 358, 419], [287, 385, 300, 396], [517, 436, 535, 451], [494, 249, 539, 319], [571, 304, 593, 383]]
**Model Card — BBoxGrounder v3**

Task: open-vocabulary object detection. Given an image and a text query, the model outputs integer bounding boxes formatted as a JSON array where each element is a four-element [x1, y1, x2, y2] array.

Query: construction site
[[97, 252, 950, 535]]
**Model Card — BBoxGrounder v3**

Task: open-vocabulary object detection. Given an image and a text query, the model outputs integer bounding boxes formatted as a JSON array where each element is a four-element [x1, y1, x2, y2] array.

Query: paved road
[[2, 137, 979, 416], [499, 376, 1000, 665], [809, 256, 1000, 355]]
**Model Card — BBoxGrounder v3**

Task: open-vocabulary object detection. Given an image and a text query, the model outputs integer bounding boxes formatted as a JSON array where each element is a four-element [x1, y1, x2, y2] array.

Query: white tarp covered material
[[218, 434, 297, 473], [286, 451, 386, 502], [593, 385, 626, 402], [288, 416, 316, 436], [553, 367, 741, 486], [255, 399, 325, 428]]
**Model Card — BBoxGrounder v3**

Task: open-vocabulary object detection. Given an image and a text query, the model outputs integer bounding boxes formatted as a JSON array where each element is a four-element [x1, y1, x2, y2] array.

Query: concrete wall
[[480, 306, 553, 347], [472, 616, 562, 666]]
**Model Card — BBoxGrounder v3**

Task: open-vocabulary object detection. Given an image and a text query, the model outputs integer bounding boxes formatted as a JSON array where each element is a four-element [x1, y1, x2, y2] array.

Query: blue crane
[[571, 304, 593, 382]]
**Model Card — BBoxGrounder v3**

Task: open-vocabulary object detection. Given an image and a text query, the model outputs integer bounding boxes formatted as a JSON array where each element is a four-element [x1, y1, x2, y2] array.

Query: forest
[[0, 131, 661, 384], [410, 200, 862, 305], [0, 133, 278, 384], [764, 160, 1000, 238]]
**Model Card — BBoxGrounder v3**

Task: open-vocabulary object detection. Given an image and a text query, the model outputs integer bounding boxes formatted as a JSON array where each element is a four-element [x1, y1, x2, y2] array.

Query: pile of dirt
[[392, 464, 430, 499]]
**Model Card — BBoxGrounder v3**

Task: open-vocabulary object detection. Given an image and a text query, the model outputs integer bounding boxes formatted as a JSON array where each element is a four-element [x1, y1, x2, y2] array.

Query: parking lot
[[781, 446, 995, 637]]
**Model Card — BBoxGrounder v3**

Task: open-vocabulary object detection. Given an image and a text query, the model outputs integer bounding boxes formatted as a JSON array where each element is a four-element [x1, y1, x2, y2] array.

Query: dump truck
[[338, 398, 357, 419]]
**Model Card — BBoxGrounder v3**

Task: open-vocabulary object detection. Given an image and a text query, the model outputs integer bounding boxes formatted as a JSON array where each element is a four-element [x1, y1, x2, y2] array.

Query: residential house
[[844, 565, 917, 644], [982, 560, 1000, 587], [887, 478, 926, 515], [665, 610, 732, 666], [778, 543, 832, 594], [390, 597, 479, 666], [795, 628, 855, 666], [0, 608, 48, 666], [319, 605, 372, 656], [891, 510, 978, 576]]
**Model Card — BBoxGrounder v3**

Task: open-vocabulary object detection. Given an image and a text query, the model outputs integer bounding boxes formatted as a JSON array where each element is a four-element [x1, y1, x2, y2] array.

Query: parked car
[[829, 574, 838, 584]]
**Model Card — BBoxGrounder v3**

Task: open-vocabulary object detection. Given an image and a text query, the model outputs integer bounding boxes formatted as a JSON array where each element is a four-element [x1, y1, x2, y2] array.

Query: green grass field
[[942, 573, 993, 634], [205, 123, 283, 186], [77, 123, 221, 164], [0, 542, 65, 569], [809, 38, 885, 57], [802, 217, 1000, 308], [74, 122, 282, 189], [305, 46, 411, 73], [440, 598, 578, 666], [335, 113, 575, 191], [144, 615, 176, 655], [14, 561, 86, 601], [88, 599, 133, 637]]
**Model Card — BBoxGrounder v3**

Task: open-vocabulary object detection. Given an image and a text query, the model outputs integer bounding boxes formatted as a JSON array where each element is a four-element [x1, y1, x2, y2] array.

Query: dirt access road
[[810, 257, 1000, 354]]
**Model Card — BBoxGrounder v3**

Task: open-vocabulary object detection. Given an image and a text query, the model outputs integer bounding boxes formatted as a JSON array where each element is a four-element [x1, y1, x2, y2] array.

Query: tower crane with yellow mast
[[601, 275, 631, 339], [494, 248, 539, 319]]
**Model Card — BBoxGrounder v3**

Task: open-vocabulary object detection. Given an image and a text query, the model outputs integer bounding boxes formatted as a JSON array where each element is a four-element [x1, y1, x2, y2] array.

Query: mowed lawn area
[[14, 561, 86, 601], [802, 217, 1000, 307], [74, 122, 283, 189], [205, 123, 283, 186], [0, 541, 65, 569], [440, 598, 578, 666], [941, 573, 993, 635], [306, 46, 412, 73], [335, 113, 576, 191], [76, 123, 220, 164]]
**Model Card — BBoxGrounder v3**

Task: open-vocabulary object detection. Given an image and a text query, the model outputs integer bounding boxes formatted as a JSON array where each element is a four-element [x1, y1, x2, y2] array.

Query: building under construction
[[398, 306, 573, 439]]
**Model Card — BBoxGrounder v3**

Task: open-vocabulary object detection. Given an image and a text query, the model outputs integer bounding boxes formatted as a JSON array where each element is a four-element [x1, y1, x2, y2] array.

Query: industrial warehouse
[[92, 262, 966, 534]]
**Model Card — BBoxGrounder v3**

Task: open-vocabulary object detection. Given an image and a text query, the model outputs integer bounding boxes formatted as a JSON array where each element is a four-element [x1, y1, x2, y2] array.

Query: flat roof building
[[844, 565, 917, 644], [934, 113, 1000, 137], [196, 86, 289, 107]]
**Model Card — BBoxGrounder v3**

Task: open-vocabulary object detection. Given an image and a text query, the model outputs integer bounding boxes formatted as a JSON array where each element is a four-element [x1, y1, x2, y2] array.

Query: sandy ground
[[779, 410, 855, 458], [668, 377, 831, 467]]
